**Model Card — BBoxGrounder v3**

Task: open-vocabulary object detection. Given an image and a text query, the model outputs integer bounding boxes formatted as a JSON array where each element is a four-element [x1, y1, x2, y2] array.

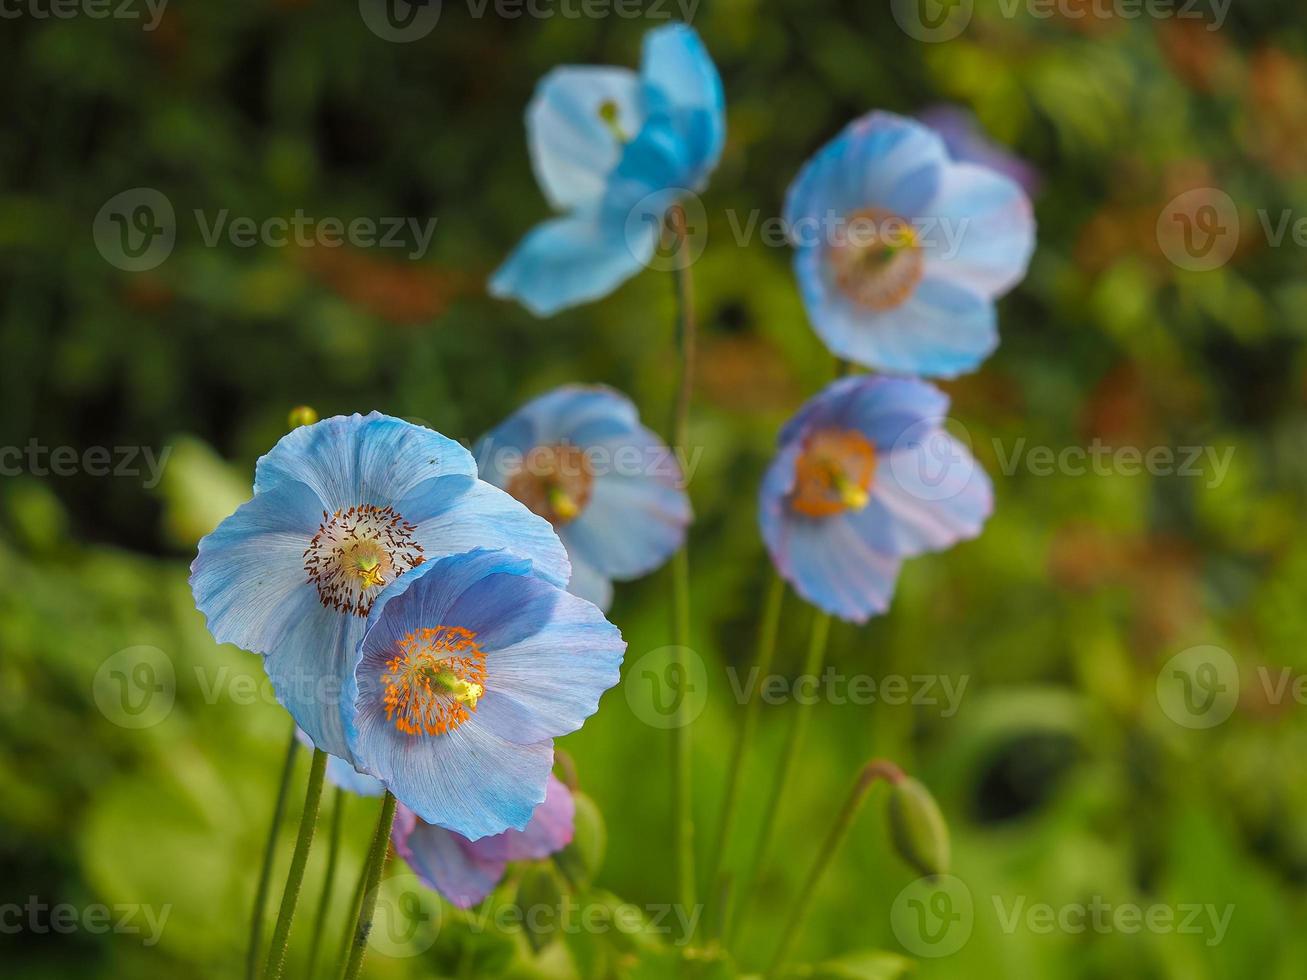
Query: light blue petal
[[639, 23, 726, 189], [444, 575, 626, 745], [253, 413, 475, 514], [759, 476, 904, 624], [795, 246, 998, 377], [784, 113, 947, 233], [923, 161, 1036, 299], [489, 211, 655, 318], [264, 603, 364, 760], [400, 476, 571, 589], [565, 554, 614, 611], [849, 434, 993, 557], [393, 805, 506, 908], [527, 66, 643, 211], [469, 774, 574, 863], [560, 469, 689, 580], [190, 479, 322, 659], [778, 376, 951, 455]]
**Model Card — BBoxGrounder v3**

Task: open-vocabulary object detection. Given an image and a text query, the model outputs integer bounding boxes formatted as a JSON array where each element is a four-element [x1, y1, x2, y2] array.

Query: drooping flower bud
[[887, 776, 950, 878]]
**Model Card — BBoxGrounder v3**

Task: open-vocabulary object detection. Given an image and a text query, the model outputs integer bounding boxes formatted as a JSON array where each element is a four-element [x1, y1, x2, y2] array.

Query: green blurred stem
[[246, 725, 301, 980], [263, 748, 328, 979], [766, 760, 905, 975], [335, 825, 373, 970], [305, 787, 346, 979], [729, 608, 831, 946], [708, 572, 785, 938], [668, 202, 698, 937], [340, 791, 398, 980]]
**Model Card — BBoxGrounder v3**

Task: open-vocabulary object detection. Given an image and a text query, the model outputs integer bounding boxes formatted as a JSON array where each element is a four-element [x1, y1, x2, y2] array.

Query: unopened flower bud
[[887, 776, 950, 878], [515, 863, 564, 953], [553, 791, 606, 888], [287, 406, 318, 429]]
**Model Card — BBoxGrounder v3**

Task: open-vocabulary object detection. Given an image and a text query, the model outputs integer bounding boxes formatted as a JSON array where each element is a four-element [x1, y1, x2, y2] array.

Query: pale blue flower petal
[[528, 66, 643, 211], [639, 23, 726, 189], [469, 774, 574, 863], [924, 161, 1036, 299]]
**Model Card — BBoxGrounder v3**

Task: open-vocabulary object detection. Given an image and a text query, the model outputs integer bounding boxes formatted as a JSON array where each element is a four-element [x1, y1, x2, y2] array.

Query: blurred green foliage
[[4, 1, 1307, 977]]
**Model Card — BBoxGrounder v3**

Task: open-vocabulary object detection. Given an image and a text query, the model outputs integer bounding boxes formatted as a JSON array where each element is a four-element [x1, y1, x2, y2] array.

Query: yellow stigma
[[597, 99, 629, 143], [435, 672, 483, 708], [833, 472, 870, 511], [548, 485, 580, 522], [352, 553, 386, 590]]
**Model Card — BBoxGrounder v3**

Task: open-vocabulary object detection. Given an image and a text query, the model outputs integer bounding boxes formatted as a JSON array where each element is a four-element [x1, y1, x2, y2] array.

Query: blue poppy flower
[[759, 376, 992, 623], [785, 111, 1035, 377], [191, 413, 570, 763], [393, 774, 574, 908], [344, 548, 624, 840], [474, 385, 691, 610], [489, 23, 726, 317]]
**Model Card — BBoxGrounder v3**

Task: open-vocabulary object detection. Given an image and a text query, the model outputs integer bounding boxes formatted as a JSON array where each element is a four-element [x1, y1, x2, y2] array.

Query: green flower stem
[[708, 572, 785, 938], [767, 760, 905, 974], [305, 787, 346, 980], [263, 747, 328, 979], [246, 725, 301, 980], [668, 202, 699, 936], [729, 607, 832, 946], [340, 790, 398, 980], [335, 830, 372, 970]]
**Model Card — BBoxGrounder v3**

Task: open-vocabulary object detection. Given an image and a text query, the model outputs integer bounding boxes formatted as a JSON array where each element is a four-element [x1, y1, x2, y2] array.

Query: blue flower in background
[[393, 774, 574, 908], [475, 385, 691, 611], [785, 111, 1035, 377], [490, 23, 725, 317], [191, 413, 569, 763], [344, 549, 624, 839], [759, 375, 991, 623]]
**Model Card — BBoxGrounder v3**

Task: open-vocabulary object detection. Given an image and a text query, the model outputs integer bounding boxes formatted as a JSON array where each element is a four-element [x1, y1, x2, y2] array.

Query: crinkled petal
[[253, 413, 475, 513], [784, 112, 947, 235], [445, 574, 626, 745], [468, 774, 574, 863], [852, 433, 993, 557], [402, 476, 570, 589], [924, 162, 1035, 299], [392, 804, 507, 908], [489, 211, 655, 318], [528, 66, 643, 211], [560, 470, 689, 580], [795, 248, 998, 377]]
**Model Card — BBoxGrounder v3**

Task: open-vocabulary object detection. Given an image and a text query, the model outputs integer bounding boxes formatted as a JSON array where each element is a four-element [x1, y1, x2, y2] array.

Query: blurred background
[[3, 0, 1307, 976]]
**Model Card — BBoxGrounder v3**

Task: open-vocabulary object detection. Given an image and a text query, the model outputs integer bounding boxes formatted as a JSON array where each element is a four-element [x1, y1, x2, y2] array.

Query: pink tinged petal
[[392, 804, 507, 908], [469, 774, 575, 863], [923, 161, 1035, 300]]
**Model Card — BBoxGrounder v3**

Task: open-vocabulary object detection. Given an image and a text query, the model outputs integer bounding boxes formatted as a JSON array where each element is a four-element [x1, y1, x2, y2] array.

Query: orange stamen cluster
[[304, 504, 424, 616], [827, 207, 924, 311], [382, 625, 487, 737], [790, 428, 877, 517], [506, 443, 595, 527]]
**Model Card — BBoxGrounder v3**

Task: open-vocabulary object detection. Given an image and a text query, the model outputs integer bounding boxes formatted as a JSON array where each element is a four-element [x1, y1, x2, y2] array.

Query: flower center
[[790, 429, 877, 517], [382, 626, 486, 737], [304, 505, 424, 617], [827, 208, 924, 311], [506, 444, 595, 527], [597, 99, 629, 144]]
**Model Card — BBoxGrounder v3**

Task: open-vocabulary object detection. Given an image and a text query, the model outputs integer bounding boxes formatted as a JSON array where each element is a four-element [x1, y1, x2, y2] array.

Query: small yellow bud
[[288, 406, 319, 429]]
